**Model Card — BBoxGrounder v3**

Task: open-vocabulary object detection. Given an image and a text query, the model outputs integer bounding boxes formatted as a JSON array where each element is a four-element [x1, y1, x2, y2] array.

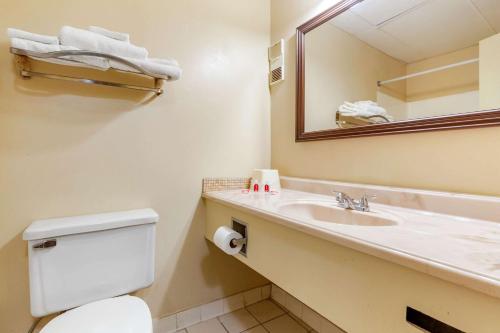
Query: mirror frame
[[296, 0, 500, 141]]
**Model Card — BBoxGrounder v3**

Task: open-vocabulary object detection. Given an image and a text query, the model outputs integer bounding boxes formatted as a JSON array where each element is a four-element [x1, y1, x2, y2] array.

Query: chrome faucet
[[333, 191, 375, 212]]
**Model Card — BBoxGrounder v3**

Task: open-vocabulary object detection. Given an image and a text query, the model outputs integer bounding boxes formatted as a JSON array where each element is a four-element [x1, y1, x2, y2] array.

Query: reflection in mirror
[[304, 0, 500, 132]]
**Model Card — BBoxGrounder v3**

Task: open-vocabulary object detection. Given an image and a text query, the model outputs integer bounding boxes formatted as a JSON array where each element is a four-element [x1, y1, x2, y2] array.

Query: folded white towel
[[343, 101, 387, 115], [338, 100, 392, 120], [88, 26, 130, 43], [149, 57, 179, 67], [7, 28, 59, 45], [60, 26, 148, 60], [10, 38, 110, 70], [111, 57, 182, 80], [10, 37, 74, 53]]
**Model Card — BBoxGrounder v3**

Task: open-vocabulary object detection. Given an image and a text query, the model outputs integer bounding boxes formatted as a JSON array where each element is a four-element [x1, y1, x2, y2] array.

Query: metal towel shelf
[[10, 47, 172, 95]]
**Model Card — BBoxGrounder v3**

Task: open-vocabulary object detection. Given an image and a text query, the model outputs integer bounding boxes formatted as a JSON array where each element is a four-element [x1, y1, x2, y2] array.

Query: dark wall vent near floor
[[406, 307, 466, 333]]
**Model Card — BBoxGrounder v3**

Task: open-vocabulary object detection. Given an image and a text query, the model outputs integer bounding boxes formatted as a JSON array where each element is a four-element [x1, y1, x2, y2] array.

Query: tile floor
[[177, 299, 316, 333]]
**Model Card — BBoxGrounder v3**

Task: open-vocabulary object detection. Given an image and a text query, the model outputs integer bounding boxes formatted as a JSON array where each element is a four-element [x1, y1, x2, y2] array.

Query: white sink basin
[[276, 200, 398, 227]]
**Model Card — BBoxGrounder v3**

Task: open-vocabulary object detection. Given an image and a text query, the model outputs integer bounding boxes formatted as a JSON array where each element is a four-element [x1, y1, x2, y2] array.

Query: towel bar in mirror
[[10, 47, 170, 95], [296, 0, 500, 141]]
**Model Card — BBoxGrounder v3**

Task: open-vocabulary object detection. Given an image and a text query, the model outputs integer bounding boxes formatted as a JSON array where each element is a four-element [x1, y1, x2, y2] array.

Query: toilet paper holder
[[230, 238, 247, 248], [232, 218, 248, 256]]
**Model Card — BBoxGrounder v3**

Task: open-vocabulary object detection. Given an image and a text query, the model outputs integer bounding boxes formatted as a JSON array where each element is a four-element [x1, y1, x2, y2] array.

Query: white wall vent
[[269, 39, 284, 86]]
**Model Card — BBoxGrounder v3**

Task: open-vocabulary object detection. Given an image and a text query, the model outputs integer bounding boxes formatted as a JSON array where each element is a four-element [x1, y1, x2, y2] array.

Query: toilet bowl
[[23, 209, 158, 332], [40, 296, 151, 333]]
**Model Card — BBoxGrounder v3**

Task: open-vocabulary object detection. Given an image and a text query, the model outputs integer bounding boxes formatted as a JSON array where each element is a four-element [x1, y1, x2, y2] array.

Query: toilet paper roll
[[213, 226, 243, 255]]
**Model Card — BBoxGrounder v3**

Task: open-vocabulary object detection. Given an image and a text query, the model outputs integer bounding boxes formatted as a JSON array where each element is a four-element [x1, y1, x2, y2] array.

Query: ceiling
[[331, 0, 500, 63]]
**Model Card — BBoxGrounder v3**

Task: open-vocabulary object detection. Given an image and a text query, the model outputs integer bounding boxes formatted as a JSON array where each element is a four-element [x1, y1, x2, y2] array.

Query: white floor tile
[[155, 314, 177, 333], [264, 314, 307, 333], [177, 307, 201, 329], [243, 287, 262, 306], [270, 285, 287, 306], [201, 299, 224, 321], [219, 308, 259, 333], [186, 318, 226, 333], [243, 326, 267, 333], [302, 306, 321, 332], [246, 300, 285, 323], [285, 294, 303, 318], [261, 285, 271, 299], [223, 293, 245, 313], [320, 317, 346, 333]]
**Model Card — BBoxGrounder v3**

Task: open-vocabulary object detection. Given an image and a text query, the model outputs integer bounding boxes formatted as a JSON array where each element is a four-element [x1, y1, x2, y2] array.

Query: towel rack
[[335, 110, 391, 129], [10, 47, 170, 95], [377, 58, 479, 87]]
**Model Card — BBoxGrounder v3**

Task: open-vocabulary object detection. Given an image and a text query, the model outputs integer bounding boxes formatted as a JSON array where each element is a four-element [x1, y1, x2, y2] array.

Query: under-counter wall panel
[[205, 200, 500, 333]]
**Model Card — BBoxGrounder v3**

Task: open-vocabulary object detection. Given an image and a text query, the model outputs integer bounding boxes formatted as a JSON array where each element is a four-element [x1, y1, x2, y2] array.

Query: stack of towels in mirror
[[338, 101, 393, 121], [7, 26, 181, 80]]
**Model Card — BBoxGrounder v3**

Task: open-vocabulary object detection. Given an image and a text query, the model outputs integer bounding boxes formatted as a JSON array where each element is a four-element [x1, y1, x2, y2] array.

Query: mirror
[[296, 0, 500, 140]]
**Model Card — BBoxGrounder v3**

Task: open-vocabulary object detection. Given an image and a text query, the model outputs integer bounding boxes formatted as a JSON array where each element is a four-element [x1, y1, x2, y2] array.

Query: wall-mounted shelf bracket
[[10, 48, 169, 96]]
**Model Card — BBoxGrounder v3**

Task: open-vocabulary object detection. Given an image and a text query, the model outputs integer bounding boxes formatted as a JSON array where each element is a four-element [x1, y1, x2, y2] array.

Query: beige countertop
[[203, 187, 500, 299]]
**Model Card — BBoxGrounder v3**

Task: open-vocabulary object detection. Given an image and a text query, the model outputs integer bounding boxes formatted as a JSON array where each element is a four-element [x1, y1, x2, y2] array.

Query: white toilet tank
[[23, 209, 158, 317]]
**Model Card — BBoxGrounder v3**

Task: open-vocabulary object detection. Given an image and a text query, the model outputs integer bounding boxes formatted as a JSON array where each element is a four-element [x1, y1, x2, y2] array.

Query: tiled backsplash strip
[[202, 177, 251, 193]]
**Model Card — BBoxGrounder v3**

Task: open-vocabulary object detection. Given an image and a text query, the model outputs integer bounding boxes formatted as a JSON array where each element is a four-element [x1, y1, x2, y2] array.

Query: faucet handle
[[333, 191, 346, 202], [360, 194, 376, 204], [362, 194, 377, 201], [357, 194, 376, 212]]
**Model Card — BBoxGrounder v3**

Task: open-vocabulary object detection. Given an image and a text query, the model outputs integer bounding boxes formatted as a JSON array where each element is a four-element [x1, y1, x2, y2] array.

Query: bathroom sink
[[276, 200, 397, 227]]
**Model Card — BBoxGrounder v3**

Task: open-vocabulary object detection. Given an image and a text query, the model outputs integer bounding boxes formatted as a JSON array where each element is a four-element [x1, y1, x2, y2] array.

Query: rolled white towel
[[338, 101, 392, 120], [10, 37, 74, 53], [88, 26, 130, 43], [10, 38, 110, 70], [60, 26, 148, 60], [149, 57, 179, 67], [343, 101, 387, 116], [110, 57, 182, 80], [7, 28, 59, 45]]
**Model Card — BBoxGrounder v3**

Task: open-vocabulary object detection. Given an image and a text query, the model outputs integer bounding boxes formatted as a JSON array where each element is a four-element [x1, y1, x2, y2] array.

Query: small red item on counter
[[253, 183, 259, 192], [264, 184, 270, 192]]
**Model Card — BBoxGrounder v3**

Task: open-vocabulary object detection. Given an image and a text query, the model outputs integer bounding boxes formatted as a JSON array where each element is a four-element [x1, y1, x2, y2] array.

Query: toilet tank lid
[[23, 208, 159, 241]]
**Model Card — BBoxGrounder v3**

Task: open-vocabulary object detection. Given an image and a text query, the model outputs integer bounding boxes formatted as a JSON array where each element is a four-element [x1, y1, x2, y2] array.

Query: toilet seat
[[40, 295, 152, 333]]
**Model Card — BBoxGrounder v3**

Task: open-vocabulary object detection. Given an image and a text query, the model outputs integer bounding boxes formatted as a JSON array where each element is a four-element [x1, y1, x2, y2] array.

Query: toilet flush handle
[[33, 239, 57, 249]]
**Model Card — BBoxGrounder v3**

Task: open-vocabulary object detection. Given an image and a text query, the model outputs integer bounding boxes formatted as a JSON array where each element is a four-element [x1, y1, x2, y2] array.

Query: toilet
[[22, 208, 158, 333]]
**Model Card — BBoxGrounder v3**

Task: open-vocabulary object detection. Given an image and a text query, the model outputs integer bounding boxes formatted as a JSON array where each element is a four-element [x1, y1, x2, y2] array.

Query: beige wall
[[305, 21, 406, 131], [271, 0, 500, 197], [480, 33, 500, 109], [0, 1, 270, 332], [405, 46, 480, 119], [406, 46, 479, 102]]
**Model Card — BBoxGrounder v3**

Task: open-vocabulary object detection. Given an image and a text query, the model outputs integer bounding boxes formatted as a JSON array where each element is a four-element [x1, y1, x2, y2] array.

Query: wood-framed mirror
[[296, 0, 500, 141]]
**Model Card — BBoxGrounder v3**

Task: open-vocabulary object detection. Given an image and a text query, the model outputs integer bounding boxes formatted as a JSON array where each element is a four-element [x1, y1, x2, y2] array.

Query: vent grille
[[271, 67, 283, 84], [269, 39, 284, 86]]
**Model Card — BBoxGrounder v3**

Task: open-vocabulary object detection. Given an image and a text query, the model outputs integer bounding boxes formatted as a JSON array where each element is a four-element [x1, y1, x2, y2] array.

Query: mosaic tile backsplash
[[202, 177, 251, 193]]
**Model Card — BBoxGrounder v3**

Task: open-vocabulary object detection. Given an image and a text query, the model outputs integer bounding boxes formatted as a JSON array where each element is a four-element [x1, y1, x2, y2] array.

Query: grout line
[[241, 307, 262, 332], [189, 297, 313, 333], [216, 315, 230, 333], [261, 312, 288, 324], [245, 304, 262, 324]]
